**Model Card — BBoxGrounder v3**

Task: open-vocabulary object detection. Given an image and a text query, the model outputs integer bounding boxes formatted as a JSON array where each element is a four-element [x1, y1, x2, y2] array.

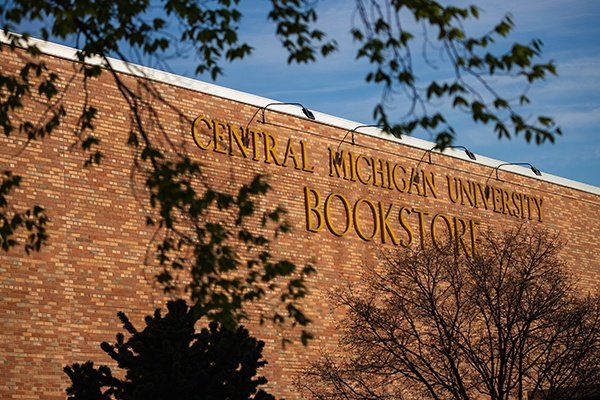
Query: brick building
[[1, 37, 599, 399]]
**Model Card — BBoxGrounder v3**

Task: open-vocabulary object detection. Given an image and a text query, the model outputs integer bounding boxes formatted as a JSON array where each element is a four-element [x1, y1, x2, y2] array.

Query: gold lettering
[[476, 182, 491, 210], [304, 187, 324, 232], [372, 158, 386, 188], [250, 130, 262, 161], [378, 202, 398, 245], [282, 138, 302, 170], [227, 123, 249, 158], [324, 193, 351, 237], [353, 198, 379, 241], [511, 192, 522, 218], [453, 216, 469, 256], [492, 187, 503, 213], [408, 169, 424, 196], [349, 152, 357, 182], [446, 175, 460, 204], [398, 207, 413, 247], [501, 189, 515, 216], [523, 194, 534, 220], [460, 178, 476, 207], [355, 155, 372, 185], [411, 207, 429, 249], [470, 220, 480, 256], [423, 170, 438, 198], [392, 164, 408, 192], [533, 196, 543, 222], [262, 131, 281, 165], [213, 120, 228, 154], [329, 148, 350, 179], [300, 140, 314, 173], [431, 213, 453, 250], [192, 116, 212, 150], [386, 160, 394, 190]]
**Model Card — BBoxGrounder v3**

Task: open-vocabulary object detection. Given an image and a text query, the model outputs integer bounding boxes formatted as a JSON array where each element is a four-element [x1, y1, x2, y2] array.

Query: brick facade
[[1, 41, 599, 399]]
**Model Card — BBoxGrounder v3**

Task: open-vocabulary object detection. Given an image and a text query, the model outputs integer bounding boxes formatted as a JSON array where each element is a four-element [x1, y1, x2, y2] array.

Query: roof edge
[[2, 32, 598, 196]]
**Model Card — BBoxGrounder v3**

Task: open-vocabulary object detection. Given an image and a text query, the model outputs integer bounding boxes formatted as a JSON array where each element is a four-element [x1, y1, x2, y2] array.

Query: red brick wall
[[1, 46, 598, 399]]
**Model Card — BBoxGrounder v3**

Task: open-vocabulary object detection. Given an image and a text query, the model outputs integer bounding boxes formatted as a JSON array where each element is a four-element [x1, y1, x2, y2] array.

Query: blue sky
[[15, 0, 600, 187], [180, 0, 599, 188]]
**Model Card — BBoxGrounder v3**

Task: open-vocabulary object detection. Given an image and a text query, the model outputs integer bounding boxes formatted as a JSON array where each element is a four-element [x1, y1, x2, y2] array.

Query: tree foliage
[[1, 1, 560, 148], [353, 0, 560, 147], [64, 299, 275, 400], [0, 1, 321, 340], [0, 0, 561, 336], [298, 228, 600, 400], [0, 171, 47, 253]]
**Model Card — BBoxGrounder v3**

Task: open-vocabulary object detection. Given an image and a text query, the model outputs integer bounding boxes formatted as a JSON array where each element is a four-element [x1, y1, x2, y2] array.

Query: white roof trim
[[2, 32, 598, 196]]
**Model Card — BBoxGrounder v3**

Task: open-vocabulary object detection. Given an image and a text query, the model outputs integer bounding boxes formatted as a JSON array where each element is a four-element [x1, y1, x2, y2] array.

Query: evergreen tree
[[65, 300, 275, 400]]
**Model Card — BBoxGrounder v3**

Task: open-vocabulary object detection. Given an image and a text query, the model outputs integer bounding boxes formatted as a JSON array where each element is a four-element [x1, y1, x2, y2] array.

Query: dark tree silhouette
[[298, 228, 600, 400], [64, 300, 275, 400]]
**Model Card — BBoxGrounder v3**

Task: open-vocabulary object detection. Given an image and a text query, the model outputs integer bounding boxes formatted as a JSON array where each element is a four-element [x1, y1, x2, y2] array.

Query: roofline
[[2, 32, 598, 196]]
